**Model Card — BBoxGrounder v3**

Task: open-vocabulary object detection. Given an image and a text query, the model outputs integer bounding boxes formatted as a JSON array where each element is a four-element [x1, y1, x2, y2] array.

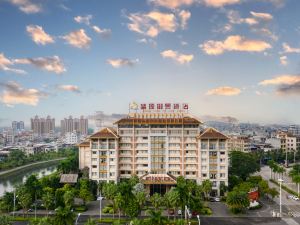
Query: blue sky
[[0, 0, 300, 126]]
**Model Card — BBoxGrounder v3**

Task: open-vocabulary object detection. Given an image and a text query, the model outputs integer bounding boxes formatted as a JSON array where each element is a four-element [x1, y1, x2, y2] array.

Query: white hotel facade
[[79, 103, 229, 196]]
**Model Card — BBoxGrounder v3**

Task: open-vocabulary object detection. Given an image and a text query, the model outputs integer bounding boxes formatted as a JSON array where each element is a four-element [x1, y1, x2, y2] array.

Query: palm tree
[[292, 175, 300, 195], [146, 209, 167, 225], [165, 189, 180, 221], [202, 179, 212, 200], [135, 191, 146, 215], [267, 160, 275, 179], [42, 191, 53, 216], [150, 193, 162, 211], [114, 192, 124, 219], [29, 217, 53, 225], [226, 190, 250, 214], [267, 187, 279, 201], [53, 206, 75, 225], [277, 166, 285, 179], [63, 190, 74, 208], [17, 187, 32, 217]]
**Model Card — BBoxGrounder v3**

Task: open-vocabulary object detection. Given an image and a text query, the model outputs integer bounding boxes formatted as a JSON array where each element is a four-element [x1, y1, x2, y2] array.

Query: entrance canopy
[[140, 173, 177, 185]]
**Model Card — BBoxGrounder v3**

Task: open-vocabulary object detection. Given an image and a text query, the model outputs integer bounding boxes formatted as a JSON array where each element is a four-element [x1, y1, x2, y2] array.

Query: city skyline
[[1, 0, 300, 126]]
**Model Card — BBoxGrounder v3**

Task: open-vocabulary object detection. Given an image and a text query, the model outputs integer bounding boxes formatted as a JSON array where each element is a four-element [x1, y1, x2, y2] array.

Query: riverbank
[[0, 158, 66, 178]]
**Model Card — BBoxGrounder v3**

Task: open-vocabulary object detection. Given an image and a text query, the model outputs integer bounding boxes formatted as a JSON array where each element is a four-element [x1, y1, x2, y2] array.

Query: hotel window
[[109, 172, 115, 176], [92, 158, 97, 162], [209, 151, 217, 156], [220, 166, 226, 170], [92, 151, 97, 154], [201, 141, 208, 149], [92, 172, 97, 176], [220, 158, 225, 163], [212, 181, 217, 187], [92, 165, 97, 168], [219, 141, 226, 149], [220, 173, 226, 178], [201, 166, 207, 170], [100, 165, 107, 170], [220, 151, 225, 155], [202, 173, 207, 177], [209, 142, 217, 150], [210, 173, 217, 179], [201, 158, 207, 162], [110, 158, 114, 162], [100, 158, 106, 163]]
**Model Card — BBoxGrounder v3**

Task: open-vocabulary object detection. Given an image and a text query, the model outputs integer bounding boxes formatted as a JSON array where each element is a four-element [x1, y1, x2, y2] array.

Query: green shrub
[[109, 208, 115, 214]]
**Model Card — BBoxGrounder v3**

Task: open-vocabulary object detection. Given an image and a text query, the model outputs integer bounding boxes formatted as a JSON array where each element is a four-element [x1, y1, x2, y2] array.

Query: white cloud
[[74, 15, 93, 26], [106, 58, 139, 68], [62, 29, 91, 49], [8, 0, 42, 14], [161, 49, 194, 64], [178, 10, 191, 29], [0, 53, 26, 74], [148, 0, 195, 9], [127, 11, 178, 37], [202, 0, 240, 7], [206, 86, 241, 96], [250, 11, 273, 21], [58, 85, 80, 93], [14, 56, 66, 74], [280, 56, 288, 66], [0, 81, 46, 106], [92, 26, 111, 38], [259, 75, 300, 86], [200, 35, 271, 55], [26, 25, 54, 45], [282, 43, 300, 54]]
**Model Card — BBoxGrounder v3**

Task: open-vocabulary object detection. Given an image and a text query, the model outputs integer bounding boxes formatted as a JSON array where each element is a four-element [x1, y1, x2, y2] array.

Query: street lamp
[[197, 215, 201, 225], [97, 192, 104, 222], [13, 190, 17, 218], [278, 178, 284, 217], [75, 213, 81, 225]]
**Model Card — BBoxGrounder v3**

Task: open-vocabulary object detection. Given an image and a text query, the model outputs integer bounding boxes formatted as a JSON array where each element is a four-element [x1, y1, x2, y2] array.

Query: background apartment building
[[31, 116, 55, 138], [61, 116, 88, 136], [79, 105, 229, 196], [12, 121, 24, 132], [228, 135, 251, 152]]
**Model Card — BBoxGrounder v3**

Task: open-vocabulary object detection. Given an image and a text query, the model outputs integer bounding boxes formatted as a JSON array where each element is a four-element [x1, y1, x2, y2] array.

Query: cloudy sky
[[0, 0, 300, 126]]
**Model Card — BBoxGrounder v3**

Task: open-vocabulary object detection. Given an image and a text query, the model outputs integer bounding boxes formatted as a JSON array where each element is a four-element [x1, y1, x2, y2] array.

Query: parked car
[[292, 196, 299, 201], [168, 209, 175, 215], [210, 197, 221, 202], [27, 209, 33, 212], [177, 209, 182, 215]]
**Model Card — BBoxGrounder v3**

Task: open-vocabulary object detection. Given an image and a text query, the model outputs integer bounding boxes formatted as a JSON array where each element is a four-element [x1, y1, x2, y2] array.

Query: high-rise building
[[79, 103, 229, 196], [12, 121, 25, 132], [61, 116, 88, 136], [31, 116, 55, 137]]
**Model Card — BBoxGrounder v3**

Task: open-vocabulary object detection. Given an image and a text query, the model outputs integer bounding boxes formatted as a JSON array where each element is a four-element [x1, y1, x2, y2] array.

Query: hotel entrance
[[140, 173, 177, 195]]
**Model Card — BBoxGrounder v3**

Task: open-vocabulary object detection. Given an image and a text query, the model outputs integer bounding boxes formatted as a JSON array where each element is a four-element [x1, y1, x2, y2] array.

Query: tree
[[202, 179, 212, 200], [135, 191, 146, 215], [229, 151, 260, 180], [165, 189, 180, 220], [129, 175, 140, 187], [0, 192, 14, 212], [53, 206, 75, 225], [146, 209, 167, 225], [17, 186, 33, 217], [150, 193, 162, 211], [0, 215, 12, 225], [42, 191, 53, 216], [226, 190, 250, 214], [267, 188, 279, 200], [103, 182, 118, 218], [258, 180, 269, 197], [125, 198, 139, 219], [114, 192, 124, 219], [79, 179, 93, 205], [132, 183, 144, 195], [63, 190, 74, 208], [292, 175, 300, 195]]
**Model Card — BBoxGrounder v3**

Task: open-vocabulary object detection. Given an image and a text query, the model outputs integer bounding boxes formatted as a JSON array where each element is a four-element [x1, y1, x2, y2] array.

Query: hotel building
[[79, 103, 229, 196]]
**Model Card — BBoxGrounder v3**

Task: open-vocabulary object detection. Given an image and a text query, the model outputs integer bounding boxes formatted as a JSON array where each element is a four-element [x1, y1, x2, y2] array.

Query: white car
[[292, 196, 299, 201]]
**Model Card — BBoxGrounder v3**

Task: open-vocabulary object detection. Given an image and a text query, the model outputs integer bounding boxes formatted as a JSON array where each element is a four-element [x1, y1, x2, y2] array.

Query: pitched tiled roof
[[60, 174, 78, 184], [78, 141, 90, 147], [115, 116, 201, 125], [198, 127, 228, 139], [89, 127, 118, 139]]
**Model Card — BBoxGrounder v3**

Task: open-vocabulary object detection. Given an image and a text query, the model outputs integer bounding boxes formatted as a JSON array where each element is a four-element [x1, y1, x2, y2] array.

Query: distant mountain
[[201, 115, 239, 124]]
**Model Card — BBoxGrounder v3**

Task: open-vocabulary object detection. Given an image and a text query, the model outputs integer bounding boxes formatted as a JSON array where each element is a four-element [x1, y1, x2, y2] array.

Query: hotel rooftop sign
[[129, 102, 189, 113]]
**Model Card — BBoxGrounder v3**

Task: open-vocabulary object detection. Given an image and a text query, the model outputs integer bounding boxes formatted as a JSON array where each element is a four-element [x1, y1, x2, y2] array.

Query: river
[[0, 163, 58, 197]]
